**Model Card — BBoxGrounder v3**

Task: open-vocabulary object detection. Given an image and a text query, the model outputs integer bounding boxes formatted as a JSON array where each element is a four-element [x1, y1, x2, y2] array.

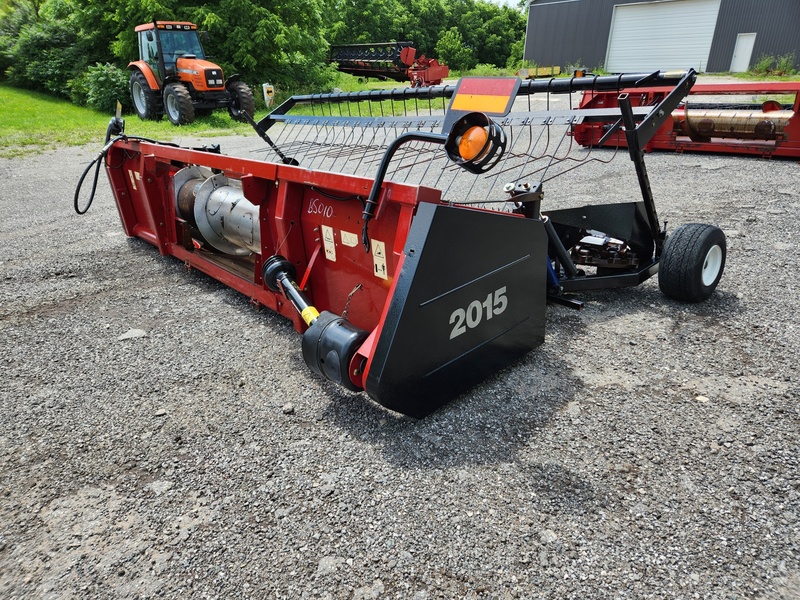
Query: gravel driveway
[[0, 119, 798, 599]]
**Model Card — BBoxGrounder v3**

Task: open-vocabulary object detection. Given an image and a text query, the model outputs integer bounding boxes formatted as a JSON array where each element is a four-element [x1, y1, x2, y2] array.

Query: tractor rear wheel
[[659, 223, 726, 302], [227, 81, 255, 122], [130, 71, 162, 121], [163, 83, 195, 125]]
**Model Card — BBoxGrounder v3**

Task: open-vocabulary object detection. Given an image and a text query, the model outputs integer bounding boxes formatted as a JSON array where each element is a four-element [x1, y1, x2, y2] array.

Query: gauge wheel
[[227, 81, 255, 122], [163, 83, 195, 125], [659, 223, 726, 302], [130, 71, 162, 121]]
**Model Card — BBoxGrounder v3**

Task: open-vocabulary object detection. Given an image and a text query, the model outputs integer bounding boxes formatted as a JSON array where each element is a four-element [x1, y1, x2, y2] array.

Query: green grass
[[0, 84, 268, 159]]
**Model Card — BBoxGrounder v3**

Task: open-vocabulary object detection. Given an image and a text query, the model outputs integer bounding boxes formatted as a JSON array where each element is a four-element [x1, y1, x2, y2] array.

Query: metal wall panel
[[525, 0, 800, 73], [605, 0, 721, 72], [707, 0, 800, 71], [524, 0, 617, 70]]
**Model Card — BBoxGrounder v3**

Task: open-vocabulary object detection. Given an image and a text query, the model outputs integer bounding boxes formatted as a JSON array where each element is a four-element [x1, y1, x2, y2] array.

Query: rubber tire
[[163, 83, 195, 125], [659, 223, 726, 302], [129, 71, 162, 121], [227, 81, 255, 122]]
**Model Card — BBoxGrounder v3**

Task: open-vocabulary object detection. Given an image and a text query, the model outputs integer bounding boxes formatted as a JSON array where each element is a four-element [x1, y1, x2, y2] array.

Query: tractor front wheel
[[130, 71, 162, 121], [227, 81, 255, 122], [659, 223, 726, 302], [163, 83, 195, 125]]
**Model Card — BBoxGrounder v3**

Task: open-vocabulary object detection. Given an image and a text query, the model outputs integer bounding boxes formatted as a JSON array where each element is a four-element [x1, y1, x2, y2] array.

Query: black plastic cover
[[365, 203, 548, 417], [302, 311, 368, 392]]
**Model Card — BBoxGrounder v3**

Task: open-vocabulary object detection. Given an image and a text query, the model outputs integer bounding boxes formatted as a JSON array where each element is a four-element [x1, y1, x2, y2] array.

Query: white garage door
[[605, 0, 721, 72]]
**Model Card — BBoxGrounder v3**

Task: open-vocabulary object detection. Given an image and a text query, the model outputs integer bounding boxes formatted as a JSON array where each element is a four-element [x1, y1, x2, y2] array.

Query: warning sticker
[[127, 169, 138, 191], [321, 225, 336, 262], [372, 239, 387, 280], [340, 230, 359, 248]]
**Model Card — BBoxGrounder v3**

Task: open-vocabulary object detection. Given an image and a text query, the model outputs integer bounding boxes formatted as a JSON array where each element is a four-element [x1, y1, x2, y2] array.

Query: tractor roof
[[135, 22, 197, 33]]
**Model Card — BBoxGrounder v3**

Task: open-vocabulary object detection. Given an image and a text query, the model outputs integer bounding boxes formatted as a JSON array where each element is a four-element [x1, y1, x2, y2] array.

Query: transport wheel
[[227, 81, 255, 121], [163, 83, 195, 125], [659, 223, 726, 302], [129, 71, 162, 121]]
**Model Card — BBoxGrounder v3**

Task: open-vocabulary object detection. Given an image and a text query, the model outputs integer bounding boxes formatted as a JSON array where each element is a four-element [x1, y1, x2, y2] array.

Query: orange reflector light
[[458, 126, 489, 161]]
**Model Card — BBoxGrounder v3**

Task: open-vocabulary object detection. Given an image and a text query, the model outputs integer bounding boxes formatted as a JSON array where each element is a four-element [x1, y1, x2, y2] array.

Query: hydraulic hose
[[73, 115, 179, 215]]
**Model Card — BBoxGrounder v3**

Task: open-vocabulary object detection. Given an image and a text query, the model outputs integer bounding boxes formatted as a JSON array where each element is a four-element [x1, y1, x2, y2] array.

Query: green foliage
[[187, 0, 337, 94], [436, 27, 476, 71], [83, 62, 131, 113], [325, 0, 524, 69], [0, 0, 529, 107], [506, 38, 525, 70], [325, 0, 411, 46], [775, 53, 798, 76], [3, 0, 82, 97], [468, 63, 501, 77], [751, 53, 775, 75], [750, 53, 798, 77]]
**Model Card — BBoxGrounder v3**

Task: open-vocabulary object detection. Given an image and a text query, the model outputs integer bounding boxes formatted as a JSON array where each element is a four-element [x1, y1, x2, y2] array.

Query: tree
[[3, 0, 83, 96], [435, 27, 475, 71], [189, 0, 336, 92], [325, 0, 411, 46]]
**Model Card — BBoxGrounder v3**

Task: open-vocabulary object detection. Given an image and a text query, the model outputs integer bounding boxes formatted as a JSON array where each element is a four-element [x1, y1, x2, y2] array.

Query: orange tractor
[[128, 21, 255, 125]]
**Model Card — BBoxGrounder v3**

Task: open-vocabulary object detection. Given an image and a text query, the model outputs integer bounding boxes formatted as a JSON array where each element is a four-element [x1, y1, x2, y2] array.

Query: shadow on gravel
[[322, 344, 581, 470]]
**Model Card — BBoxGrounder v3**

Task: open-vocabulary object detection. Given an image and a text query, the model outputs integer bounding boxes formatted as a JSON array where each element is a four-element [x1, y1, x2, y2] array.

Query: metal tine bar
[[254, 73, 694, 205], [286, 123, 319, 164], [308, 127, 340, 170]]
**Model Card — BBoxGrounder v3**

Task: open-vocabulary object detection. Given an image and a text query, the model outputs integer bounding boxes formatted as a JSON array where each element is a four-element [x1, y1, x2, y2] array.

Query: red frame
[[105, 139, 442, 339], [573, 81, 800, 158]]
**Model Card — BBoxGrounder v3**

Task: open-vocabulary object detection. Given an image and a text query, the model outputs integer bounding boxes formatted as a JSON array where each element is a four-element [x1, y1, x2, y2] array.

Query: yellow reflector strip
[[451, 94, 512, 114], [449, 78, 519, 115]]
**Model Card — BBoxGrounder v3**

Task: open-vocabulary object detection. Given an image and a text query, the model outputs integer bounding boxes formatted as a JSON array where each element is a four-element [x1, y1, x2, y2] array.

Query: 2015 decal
[[449, 286, 508, 339]]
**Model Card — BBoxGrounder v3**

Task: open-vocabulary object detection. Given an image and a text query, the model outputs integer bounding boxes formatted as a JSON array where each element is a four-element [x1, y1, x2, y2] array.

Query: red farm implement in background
[[573, 80, 800, 159], [79, 69, 729, 417], [329, 41, 449, 87]]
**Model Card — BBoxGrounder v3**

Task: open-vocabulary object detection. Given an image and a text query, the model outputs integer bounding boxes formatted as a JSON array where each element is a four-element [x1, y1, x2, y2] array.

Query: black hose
[[73, 147, 107, 214], [73, 129, 181, 215]]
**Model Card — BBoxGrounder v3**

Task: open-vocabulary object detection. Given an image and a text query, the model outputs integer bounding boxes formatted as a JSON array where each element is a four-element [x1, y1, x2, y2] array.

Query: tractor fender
[[128, 61, 160, 91], [162, 74, 182, 86], [224, 74, 241, 88]]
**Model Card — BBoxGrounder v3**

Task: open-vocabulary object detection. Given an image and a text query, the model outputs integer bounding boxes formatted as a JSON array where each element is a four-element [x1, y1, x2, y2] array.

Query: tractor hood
[[175, 57, 226, 90]]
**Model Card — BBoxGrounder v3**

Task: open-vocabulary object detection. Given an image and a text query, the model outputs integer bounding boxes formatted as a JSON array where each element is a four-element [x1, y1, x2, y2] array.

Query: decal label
[[371, 239, 387, 280], [449, 286, 508, 339], [321, 225, 336, 262], [340, 230, 359, 248]]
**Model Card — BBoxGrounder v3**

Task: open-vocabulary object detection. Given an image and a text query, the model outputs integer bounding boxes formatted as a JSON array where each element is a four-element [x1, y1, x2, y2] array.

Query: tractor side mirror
[[146, 30, 154, 42]]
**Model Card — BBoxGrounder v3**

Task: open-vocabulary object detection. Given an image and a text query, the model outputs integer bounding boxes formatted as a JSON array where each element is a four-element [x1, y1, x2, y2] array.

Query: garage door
[[605, 0, 721, 72]]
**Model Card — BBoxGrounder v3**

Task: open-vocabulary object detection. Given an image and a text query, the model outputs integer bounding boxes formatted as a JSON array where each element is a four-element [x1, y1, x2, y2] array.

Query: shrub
[[749, 53, 798, 77], [83, 63, 131, 114], [775, 53, 797, 76], [751, 53, 775, 75]]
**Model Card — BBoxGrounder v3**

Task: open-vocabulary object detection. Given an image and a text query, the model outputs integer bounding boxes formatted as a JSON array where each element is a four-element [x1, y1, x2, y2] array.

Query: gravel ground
[[1, 114, 799, 599]]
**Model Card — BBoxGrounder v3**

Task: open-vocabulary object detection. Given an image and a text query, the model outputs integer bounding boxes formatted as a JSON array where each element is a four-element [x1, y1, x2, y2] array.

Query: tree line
[[0, 0, 527, 111]]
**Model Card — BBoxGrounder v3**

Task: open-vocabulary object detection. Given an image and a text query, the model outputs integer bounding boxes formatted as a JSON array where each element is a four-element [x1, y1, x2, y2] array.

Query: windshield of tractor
[[158, 29, 205, 70]]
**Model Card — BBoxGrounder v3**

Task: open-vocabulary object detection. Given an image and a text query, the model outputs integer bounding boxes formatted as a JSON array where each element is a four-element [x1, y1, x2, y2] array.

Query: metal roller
[[173, 166, 260, 256], [674, 108, 795, 141]]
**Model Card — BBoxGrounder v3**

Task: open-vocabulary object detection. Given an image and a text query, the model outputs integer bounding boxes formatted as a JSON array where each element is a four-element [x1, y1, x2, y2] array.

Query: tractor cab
[[135, 22, 211, 83], [129, 21, 254, 126]]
